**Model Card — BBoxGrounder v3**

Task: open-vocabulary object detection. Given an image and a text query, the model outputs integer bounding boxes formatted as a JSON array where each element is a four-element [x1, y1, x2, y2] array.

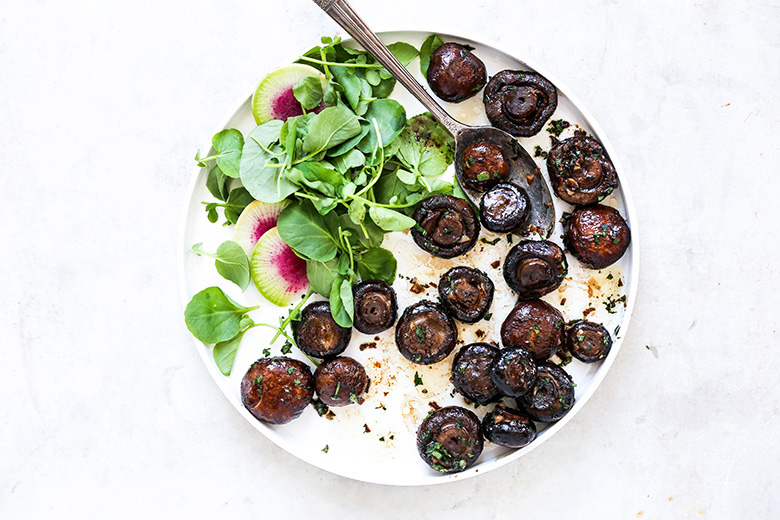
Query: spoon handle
[[312, 0, 466, 136]]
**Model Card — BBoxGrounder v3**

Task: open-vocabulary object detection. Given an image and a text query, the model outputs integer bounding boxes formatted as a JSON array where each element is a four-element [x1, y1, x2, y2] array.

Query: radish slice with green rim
[[252, 64, 328, 124], [233, 200, 289, 257], [250, 227, 309, 307]]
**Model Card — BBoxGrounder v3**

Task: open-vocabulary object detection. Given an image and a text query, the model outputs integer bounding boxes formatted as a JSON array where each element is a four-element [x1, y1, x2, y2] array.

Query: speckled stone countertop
[[1, 0, 778, 518]]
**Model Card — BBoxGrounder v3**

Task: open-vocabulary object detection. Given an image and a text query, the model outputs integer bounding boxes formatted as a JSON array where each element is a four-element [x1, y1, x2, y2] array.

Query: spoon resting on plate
[[311, 0, 555, 238]]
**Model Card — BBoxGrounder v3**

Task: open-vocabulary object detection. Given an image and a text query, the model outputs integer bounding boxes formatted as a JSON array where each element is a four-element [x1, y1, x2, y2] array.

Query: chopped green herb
[[322, 444, 329, 453], [533, 145, 548, 159], [379, 436, 385, 442], [547, 119, 570, 137], [414, 326, 426, 344], [262, 348, 271, 357], [287, 366, 295, 374], [480, 237, 501, 245], [332, 381, 342, 399], [484, 312, 493, 321], [414, 371, 424, 386], [281, 342, 293, 354], [606, 273, 614, 280]]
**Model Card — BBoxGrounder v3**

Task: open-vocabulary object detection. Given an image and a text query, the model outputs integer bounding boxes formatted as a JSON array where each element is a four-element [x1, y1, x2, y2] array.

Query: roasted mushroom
[[438, 266, 494, 323], [517, 362, 575, 422], [484, 70, 558, 137], [313, 356, 370, 407], [240, 357, 313, 424], [353, 280, 397, 334], [411, 194, 480, 259], [563, 205, 631, 269], [501, 299, 565, 361], [490, 346, 537, 397], [482, 403, 537, 448], [480, 182, 531, 233], [460, 139, 510, 192], [566, 321, 612, 363], [417, 406, 484, 473], [293, 301, 351, 359], [426, 42, 487, 103], [395, 300, 458, 365], [547, 135, 618, 205], [451, 343, 501, 405], [503, 240, 568, 299]]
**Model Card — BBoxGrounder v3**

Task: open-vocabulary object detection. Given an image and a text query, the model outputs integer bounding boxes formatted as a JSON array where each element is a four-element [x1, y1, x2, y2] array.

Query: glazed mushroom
[[503, 240, 568, 299], [451, 343, 501, 405], [352, 280, 397, 334], [293, 301, 351, 359], [484, 70, 558, 137], [500, 299, 565, 361], [547, 135, 618, 205], [460, 139, 510, 192], [566, 321, 613, 363], [240, 357, 313, 424], [563, 205, 631, 269], [313, 356, 370, 407], [411, 194, 480, 259], [517, 362, 575, 422], [490, 346, 537, 397], [427, 42, 487, 103], [417, 406, 484, 474], [482, 403, 537, 449], [438, 266, 494, 323], [480, 182, 531, 233], [395, 300, 458, 365]]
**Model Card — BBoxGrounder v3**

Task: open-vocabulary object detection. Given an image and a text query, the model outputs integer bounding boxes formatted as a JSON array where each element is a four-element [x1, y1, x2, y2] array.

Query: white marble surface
[[1, 0, 778, 517]]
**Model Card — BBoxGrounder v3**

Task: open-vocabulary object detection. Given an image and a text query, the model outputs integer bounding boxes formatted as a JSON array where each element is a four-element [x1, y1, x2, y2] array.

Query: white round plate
[[179, 30, 640, 486]]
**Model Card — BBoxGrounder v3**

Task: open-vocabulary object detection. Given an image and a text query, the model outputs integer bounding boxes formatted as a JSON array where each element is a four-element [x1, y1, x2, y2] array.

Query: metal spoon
[[312, 0, 555, 238]]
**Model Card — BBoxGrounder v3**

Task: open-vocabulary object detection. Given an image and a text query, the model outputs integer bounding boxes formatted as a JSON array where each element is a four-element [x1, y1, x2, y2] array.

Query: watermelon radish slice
[[233, 200, 288, 257], [252, 64, 328, 124], [250, 227, 309, 306]]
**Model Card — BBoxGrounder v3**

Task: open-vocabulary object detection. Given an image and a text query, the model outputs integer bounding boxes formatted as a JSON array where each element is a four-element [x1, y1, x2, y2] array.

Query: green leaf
[[285, 161, 344, 198], [277, 200, 339, 262], [206, 165, 229, 201], [339, 213, 383, 250], [388, 42, 419, 67], [358, 248, 397, 284], [419, 34, 444, 77], [394, 112, 455, 177], [327, 119, 371, 157], [330, 276, 354, 328], [396, 169, 417, 185], [222, 187, 254, 225], [331, 149, 365, 173], [307, 258, 339, 297], [239, 121, 298, 203], [213, 329, 248, 376], [348, 198, 367, 224], [302, 106, 361, 155], [196, 129, 244, 178], [184, 287, 257, 344], [191, 241, 251, 291], [330, 66, 363, 113], [358, 99, 407, 153], [369, 206, 416, 231], [293, 76, 324, 111]]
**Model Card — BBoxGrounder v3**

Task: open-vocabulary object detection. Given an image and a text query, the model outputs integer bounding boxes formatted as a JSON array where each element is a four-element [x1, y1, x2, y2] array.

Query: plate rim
[[178, 27, 641, 486]]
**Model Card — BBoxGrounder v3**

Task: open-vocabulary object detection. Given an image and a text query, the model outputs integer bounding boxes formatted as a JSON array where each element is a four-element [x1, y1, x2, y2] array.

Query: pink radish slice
[[250, 227, 309, 307], [251, 64, 329, 124], [233, 200, 288, 257]]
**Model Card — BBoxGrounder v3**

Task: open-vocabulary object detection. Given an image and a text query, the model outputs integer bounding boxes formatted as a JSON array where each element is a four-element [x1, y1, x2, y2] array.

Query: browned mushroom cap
[[500, 299, 565, 361], [313, 356, 370, 407], [240, 357, 313, 424], [395, 300, 458, 365], [480, 182, 531, 233], [438, 266, 494, 323], [547, 135, 618, 205], [460, 139, 509, 192], [417, 406, 484, 473], [353, 280, 397, 334], [503, 240, 568, 299], [481, 403, 537, 448], [427, 42, 487, 103], [490, 346, 537, 397], [484, 70, 558, 137], [517, 362, 575, 423], [293, 301, 351, 359], [411, 195, 480, 259], [566, 321, 612, 363], [451, 343, 500, 405], [564, 205, 631, 269]]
